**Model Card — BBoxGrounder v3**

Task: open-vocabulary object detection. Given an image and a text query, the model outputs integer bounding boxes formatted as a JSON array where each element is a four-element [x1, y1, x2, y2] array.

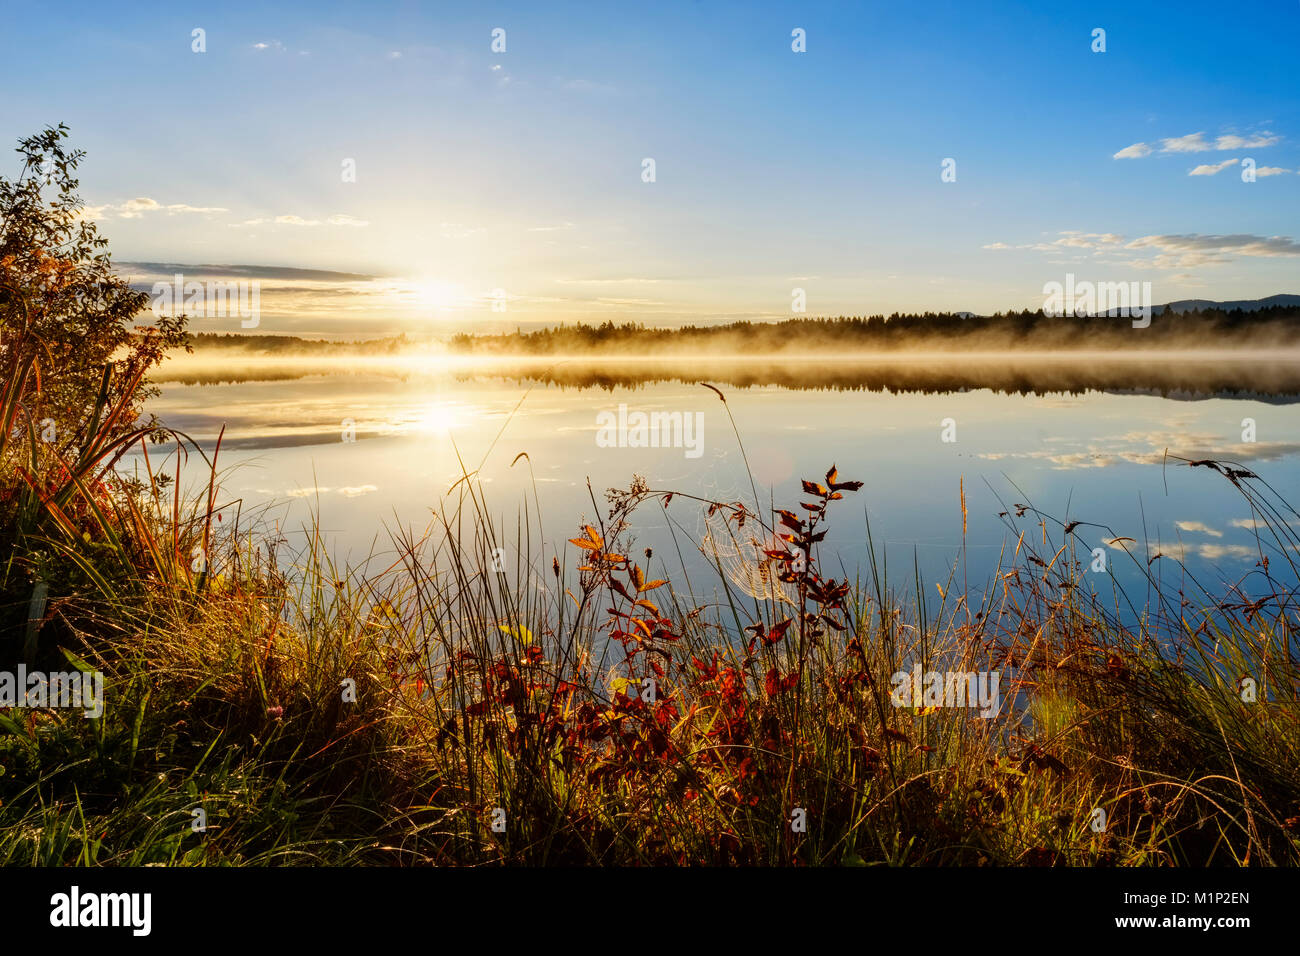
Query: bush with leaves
[[0, 124, 187, 455]]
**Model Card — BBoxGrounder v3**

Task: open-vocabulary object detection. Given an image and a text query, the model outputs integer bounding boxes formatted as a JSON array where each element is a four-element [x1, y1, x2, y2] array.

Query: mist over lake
[[134, 351, 1300, 611]]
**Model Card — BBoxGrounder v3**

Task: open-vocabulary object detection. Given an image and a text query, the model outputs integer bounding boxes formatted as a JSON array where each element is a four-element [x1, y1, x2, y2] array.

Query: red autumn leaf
[[763, 618, 793, 645], [765, 667, 781, 697]]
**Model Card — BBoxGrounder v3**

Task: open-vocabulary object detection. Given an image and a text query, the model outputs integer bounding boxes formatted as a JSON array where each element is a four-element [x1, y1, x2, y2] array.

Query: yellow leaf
[[498, 624, 534, 645]]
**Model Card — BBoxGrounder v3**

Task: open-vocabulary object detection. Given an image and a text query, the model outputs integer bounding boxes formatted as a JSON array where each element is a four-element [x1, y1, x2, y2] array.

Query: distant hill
[[969, 294, 1300, 320], [1155, 294, 1300, 315]]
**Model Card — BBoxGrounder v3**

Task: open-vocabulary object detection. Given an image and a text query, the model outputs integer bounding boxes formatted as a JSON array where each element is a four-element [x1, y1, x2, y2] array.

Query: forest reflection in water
[[155, 350, 1300, 402]]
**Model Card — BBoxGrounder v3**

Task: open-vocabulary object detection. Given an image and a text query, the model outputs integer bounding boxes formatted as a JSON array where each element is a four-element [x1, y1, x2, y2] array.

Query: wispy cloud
[[1188, 158, 1239, 176], [1214, 132, 1281, 149], [1114, 130, 1279, 159], [230, 214, 369, 229], [982, 230, 1300, 270], [1123, 233, 1300, 269], [1113, 142, 1153, 159], [80, 197, 228, 220], [338, 485, 379, 497]]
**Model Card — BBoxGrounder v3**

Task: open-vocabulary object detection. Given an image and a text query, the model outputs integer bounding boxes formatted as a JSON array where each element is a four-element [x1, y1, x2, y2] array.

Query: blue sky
[[2, 0, 1297, 333]]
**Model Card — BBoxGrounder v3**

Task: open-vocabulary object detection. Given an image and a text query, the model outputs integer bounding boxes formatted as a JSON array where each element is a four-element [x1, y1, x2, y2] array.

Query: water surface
[[131, 352, 1300, 611]]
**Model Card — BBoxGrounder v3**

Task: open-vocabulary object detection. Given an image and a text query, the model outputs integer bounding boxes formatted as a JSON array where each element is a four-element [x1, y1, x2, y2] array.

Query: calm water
[[129, 352, 1300, 610]]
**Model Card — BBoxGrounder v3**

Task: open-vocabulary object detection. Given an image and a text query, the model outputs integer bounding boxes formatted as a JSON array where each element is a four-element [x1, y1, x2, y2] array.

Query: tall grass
[[1, 366, 1297, 866]]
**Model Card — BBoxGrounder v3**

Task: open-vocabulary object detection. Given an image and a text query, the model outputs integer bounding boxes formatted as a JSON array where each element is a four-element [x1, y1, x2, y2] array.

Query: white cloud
[[1175, 520, 1223, 538], [337, 485, 379, 497], [1230, 517, 1300, 530], [287, 486, 328, 498], [231, 213, 367, 228], [118, 197, 161, 217], [289, 485, 385, 500], [1113, 142, 1153, 159], [1161, 132, 1213, 153], [1123, 233, 1300, 270], [79, 197, 228, 220], [980, 232, 1125, 256], [1192, 543, 1257, 561], [1114, 130, 1279, 159], [1215, 132, 1280, 149], [162, 203, 228, 214], [1254, 166, 1291, 177], [1188, 158, 1239, 176], [1051, 232, 1125, 249]]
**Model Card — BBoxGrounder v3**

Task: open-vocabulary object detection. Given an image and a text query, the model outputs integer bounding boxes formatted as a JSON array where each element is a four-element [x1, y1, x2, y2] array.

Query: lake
[[129, 351, 1300, 615]]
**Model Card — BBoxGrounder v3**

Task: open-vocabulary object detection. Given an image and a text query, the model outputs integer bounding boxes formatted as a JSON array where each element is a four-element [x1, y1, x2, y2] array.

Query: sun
[[408, 278, 463, 313]]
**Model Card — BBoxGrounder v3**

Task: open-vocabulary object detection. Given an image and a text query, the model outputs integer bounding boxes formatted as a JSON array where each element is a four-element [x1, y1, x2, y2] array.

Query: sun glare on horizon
[[389, 277, 467, 317]]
